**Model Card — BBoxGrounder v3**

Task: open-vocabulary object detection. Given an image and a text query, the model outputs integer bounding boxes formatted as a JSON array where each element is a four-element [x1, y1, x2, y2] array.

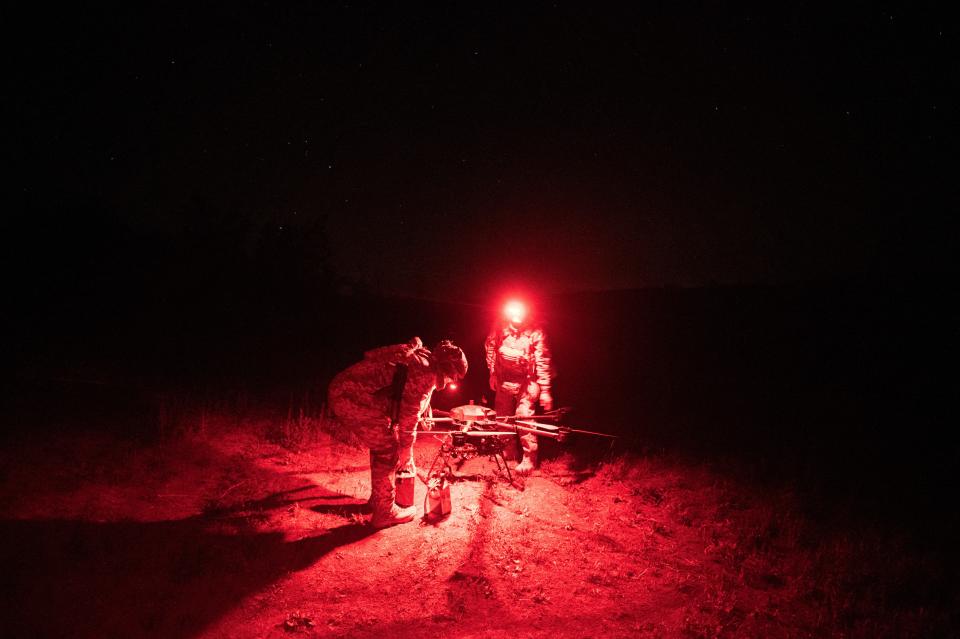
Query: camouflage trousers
[[494, 379, 539, 460], [328, 396, 416, 517]]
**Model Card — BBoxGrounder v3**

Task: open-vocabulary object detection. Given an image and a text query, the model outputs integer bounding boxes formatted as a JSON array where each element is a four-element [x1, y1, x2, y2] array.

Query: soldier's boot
[[369, 447, 415, 528], [514, 450, 537, 475], [515, 432, 538, 475], [371, 503, 417, 529]]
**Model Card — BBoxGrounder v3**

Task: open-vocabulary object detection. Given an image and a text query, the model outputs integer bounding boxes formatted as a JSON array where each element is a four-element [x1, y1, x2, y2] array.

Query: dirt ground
[[0, 421, 952, 638]]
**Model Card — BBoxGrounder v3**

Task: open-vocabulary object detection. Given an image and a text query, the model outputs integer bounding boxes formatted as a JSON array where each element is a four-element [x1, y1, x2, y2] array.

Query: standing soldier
[[326, 337, 468, 528], [485, 300, 554, 475]]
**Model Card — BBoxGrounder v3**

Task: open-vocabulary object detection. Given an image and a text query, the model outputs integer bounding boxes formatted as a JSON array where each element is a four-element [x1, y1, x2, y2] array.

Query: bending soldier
[[327, 337, 468, 528], [485, 301, 553, 475]]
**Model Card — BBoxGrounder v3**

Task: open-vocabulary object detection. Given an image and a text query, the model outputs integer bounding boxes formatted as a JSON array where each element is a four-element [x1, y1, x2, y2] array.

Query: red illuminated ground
[[0, 422, 946, 638]]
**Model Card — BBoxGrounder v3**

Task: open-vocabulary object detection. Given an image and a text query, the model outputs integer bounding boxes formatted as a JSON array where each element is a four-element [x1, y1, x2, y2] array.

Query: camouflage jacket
[[328, 339, 437, 436], [484, 324, 552, 392]]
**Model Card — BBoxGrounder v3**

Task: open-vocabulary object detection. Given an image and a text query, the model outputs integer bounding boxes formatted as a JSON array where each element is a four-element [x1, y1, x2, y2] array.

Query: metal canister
[[395, 469, 415, 507], [425, 471, 452, 521]]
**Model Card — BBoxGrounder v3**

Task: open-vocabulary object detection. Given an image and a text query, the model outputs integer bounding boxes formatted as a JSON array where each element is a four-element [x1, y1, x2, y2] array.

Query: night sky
[[10, 3, 950, 303]]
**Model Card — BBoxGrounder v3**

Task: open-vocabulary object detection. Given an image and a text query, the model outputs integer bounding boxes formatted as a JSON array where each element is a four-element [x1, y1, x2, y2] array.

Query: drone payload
[[449, 403, 495, 425]]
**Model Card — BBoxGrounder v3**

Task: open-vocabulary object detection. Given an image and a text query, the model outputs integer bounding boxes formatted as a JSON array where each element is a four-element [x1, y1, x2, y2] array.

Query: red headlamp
[[504, 300, 527, 325]]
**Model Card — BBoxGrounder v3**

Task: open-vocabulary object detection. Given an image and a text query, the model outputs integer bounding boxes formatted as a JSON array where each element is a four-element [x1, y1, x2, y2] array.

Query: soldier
[[326, 337, 468, 528], [485, 300, 553, 475]]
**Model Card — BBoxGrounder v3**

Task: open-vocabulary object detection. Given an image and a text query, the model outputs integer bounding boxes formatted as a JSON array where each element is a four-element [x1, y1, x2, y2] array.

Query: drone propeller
[[515, 420, 617, 439]]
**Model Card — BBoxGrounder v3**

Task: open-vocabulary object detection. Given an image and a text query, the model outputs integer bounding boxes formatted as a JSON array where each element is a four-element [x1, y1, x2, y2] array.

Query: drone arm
[[495, 420, 564, 440]]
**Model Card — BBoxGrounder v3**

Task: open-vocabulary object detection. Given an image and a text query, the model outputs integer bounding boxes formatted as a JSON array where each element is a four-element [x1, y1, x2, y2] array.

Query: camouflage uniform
[[485, 323, 553, 462], [327, 340, 438, 521]]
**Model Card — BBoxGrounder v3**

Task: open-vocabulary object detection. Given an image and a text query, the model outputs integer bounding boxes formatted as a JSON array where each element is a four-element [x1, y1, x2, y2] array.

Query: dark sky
[[10, 3, 949, 301]]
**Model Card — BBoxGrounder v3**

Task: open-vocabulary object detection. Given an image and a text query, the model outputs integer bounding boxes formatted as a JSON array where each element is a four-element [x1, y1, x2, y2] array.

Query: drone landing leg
[[492, 451, 516, 486]]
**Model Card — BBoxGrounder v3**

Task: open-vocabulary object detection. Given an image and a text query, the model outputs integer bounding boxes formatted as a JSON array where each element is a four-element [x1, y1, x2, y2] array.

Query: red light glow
[[504, 300, 527, 324]]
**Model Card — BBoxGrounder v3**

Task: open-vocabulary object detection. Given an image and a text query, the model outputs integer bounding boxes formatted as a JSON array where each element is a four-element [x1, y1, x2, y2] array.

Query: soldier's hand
[[540, 392, 553, 412], [489, 374, 498, 392]]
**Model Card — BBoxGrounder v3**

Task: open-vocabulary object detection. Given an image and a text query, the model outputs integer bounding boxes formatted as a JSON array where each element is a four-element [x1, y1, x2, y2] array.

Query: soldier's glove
[[539, 392, 553, 412], [489, 374, 498, 392]]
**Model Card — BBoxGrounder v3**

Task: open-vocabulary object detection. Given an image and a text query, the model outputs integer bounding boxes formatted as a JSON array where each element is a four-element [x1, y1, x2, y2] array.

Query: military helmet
[[432, 340, 468, 379]]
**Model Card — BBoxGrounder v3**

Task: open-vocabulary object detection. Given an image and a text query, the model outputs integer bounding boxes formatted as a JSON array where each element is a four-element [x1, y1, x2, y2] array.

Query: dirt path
[[1, 428, 899, 638], [189, 434, 701, 639]]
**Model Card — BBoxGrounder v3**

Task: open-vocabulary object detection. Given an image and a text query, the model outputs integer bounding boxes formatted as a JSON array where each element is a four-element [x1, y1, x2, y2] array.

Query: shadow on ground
[[1, 510, 373, 638]]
